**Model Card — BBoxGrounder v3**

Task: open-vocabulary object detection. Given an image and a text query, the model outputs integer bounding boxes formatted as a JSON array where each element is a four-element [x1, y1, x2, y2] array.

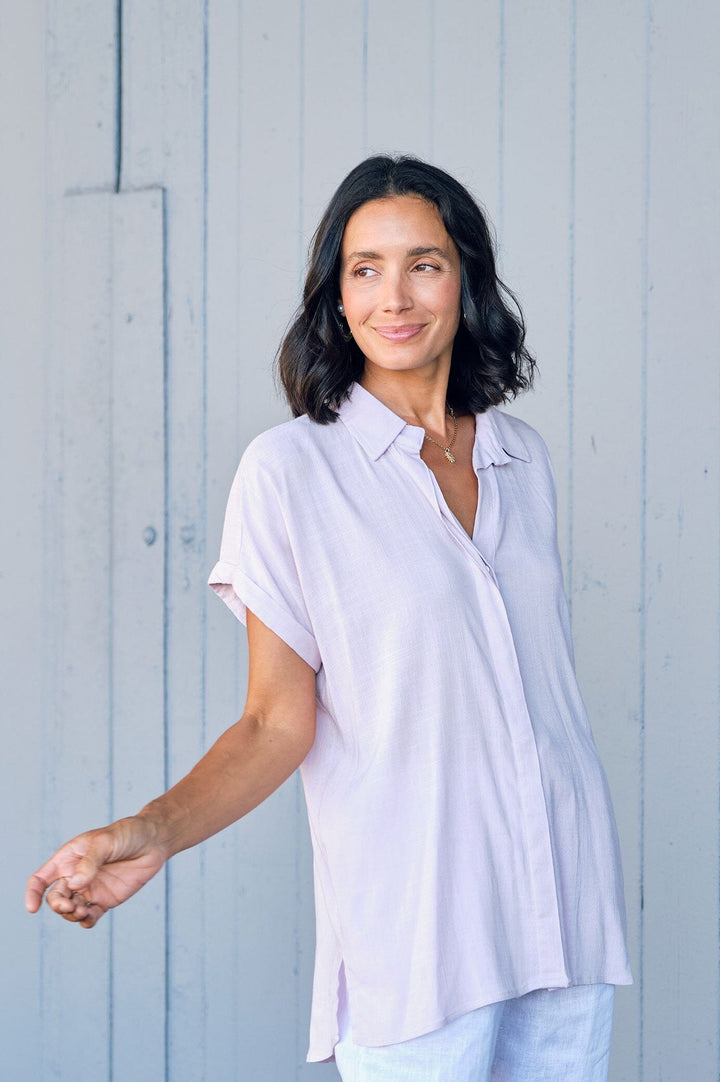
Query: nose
[[380, 268, 412, 313]]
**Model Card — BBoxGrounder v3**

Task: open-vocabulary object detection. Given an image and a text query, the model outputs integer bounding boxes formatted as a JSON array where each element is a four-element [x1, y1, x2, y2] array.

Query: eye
[[413, 262, 441, 273], [353, 265, 378, 278]]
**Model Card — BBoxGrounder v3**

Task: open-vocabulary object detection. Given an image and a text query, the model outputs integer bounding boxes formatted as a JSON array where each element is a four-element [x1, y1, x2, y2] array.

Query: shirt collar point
[[475, 408, 532, 467], [339, 382, 411, 460]]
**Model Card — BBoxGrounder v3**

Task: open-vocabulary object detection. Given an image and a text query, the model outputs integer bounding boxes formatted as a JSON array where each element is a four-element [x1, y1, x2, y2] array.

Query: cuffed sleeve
[[208, 444, 321, 673]]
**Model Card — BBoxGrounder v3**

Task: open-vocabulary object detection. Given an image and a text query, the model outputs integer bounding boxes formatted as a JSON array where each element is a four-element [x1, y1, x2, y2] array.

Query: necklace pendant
[[444, 449, 456, 464]]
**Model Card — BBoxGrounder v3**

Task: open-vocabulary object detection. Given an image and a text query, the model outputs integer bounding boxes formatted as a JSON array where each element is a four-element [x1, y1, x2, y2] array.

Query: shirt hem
[[305, 968, 634, 1061]]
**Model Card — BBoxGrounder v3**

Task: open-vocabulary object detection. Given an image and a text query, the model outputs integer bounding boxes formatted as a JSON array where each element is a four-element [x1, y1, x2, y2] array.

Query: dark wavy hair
[[277, 155, 535, 423]]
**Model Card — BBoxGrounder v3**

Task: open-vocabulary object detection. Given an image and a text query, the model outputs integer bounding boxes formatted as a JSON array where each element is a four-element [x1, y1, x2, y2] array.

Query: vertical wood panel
[[119, 0, 164, 190], [301, 0, 366, 249], [0, 2, 45, 1077], [40, 190, 169, 1082], [572, 3, 646, 1077], [432, 0, 501, 223], [37, 5, 119, 1078], [110, 188, 167, 1081], [42, 191, 115, 1081], [46, 0, 117, 191], [365, 0, 434, 157], [122, 4, 210, 1078], [500, 0, 573, 569], [205, 2, 244, 1076], [642, 2, 720, 1076], [234, 0, 305, 438]]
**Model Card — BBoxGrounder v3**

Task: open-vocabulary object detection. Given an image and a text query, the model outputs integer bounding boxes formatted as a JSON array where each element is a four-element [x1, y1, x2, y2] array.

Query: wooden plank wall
[[3, 1, 719, 1079], [1, 4, 46, 1081]]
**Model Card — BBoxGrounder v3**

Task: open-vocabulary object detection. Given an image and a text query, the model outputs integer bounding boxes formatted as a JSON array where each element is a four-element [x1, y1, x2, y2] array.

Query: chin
[[363, 351, 443, 374]]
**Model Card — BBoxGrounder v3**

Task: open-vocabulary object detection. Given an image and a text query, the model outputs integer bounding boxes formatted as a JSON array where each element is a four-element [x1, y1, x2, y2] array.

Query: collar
[[473, 407, 531, 468], [338, 381, 531, 466], [338, 382, 424, 460]]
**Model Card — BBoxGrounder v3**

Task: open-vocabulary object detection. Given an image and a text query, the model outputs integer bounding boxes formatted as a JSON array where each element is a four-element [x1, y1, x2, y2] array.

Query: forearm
[[137, 712, 312, 859]]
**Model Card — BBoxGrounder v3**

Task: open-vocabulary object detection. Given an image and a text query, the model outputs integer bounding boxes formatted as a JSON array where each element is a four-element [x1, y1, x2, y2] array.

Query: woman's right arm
[[24, 610, 317, 929]]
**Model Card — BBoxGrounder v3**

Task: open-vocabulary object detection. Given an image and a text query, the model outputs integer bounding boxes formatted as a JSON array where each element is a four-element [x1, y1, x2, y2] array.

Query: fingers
[[25, 851, 76, 912], [26, 818, 158, 922], [25, 844, 86, 912], [25, 828, 117, 913], [65, 848, 106, 892], [25, 873, 50, 914], [44, 878, 107, 928]]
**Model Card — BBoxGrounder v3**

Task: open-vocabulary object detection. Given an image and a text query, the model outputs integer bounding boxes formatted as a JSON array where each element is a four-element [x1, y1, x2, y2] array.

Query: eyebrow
[[344, 246, 451, 262]]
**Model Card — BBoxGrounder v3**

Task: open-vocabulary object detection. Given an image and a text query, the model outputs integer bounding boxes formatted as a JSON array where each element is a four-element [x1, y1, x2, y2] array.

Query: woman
[[26, 156, 632, 1080]]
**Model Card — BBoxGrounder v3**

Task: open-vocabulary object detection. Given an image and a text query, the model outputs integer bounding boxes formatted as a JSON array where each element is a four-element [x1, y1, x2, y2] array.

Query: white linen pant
[[334, 980, 615, 1082]]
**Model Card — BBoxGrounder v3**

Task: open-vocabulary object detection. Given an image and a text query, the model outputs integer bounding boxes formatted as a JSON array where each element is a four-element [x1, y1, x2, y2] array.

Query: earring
[[336, 302, 352, 341]]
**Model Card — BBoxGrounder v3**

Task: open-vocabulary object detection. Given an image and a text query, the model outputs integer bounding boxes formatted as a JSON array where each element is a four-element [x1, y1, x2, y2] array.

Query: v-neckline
[[419, 414, 479, 541]]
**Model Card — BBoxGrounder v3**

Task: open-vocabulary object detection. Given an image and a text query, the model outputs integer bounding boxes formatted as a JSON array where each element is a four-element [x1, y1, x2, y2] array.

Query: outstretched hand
[[25, 816, 167, 929]]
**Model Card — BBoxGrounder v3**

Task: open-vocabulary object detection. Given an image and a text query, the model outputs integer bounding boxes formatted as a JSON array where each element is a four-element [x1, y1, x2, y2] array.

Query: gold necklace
[[423, 404, 458, 463]]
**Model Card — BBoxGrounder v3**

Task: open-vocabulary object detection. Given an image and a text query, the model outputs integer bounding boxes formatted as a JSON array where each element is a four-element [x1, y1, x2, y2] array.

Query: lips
[[372, 323, 426, 342]]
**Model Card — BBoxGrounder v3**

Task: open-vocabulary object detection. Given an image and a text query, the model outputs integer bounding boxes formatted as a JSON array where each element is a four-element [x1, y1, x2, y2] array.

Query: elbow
[[244, 704, 316, 768]]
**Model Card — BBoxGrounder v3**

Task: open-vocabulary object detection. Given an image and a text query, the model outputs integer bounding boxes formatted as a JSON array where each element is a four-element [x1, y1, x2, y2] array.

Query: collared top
[[209, 382, 632, 1062]]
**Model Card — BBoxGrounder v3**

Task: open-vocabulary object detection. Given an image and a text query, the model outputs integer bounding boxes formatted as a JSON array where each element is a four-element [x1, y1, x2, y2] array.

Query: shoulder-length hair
[[277, 155, 535, 423]]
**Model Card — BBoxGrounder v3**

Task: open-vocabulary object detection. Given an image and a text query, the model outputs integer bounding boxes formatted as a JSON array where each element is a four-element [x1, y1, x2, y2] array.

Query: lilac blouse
[[209, 381, 632, 1062]]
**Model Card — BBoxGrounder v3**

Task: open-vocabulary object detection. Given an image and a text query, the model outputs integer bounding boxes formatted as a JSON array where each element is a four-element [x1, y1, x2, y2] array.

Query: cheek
[[436, 285, 462, 321], [343, 292, 374, 326], [415, 276, 461, 316]]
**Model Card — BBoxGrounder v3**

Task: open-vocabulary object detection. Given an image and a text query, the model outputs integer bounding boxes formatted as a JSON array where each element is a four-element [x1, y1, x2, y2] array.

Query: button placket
[[398, 447, 568, 979]]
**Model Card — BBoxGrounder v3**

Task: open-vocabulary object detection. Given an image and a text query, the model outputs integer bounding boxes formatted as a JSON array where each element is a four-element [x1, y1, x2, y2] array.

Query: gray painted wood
[[120, 2, 213, 1076], [119, 1, 164, 191], [641, 1, 720, 1077], [570, 3, 646, 1078], [302, 1, 366, 248], [34, 187, 167, 1082], [5, 2, 720, 1079], [431, 0, 501, 225], [205, 2, 246, 1077], [0, 5, 46, 1080], [109, 187, 167, 1081], [366, 0, 434, 161], [498, 0, 573, 569], [42, 190, 116, 1080], [46, 0, 117, 191]]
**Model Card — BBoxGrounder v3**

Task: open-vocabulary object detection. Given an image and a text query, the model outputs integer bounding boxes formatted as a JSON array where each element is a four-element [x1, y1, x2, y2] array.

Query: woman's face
[[339, 195, 462, 381]]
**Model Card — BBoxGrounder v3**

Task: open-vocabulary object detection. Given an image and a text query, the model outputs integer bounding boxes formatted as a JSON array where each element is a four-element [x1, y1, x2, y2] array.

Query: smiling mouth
[[373, 324, 426, 342]]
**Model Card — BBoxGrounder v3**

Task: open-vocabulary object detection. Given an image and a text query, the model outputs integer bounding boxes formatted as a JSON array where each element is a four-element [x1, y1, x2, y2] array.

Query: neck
[[359, 363, 451, 434]]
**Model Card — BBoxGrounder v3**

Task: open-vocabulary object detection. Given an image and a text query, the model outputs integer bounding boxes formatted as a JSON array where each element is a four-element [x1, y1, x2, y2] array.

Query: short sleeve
[[208, 445, 321, 672]]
